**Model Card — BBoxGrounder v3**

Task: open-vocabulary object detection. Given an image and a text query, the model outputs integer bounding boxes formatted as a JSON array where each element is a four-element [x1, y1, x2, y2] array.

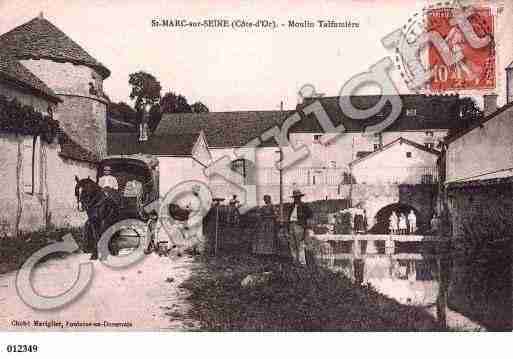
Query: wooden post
[[385, 236, 395, 255], [214, 205, 219, 256], [279, 101, 284, 222], [436, 143, 449, 329]]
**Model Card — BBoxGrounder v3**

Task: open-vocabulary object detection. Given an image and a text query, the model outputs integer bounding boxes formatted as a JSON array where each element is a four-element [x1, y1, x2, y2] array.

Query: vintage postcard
[[0, 0, 511, 350]]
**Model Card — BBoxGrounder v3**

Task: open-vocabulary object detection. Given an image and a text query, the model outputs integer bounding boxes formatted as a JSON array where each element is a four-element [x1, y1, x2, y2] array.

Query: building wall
[[447, 183, 512, 330], [0, 81, 96, 235], [351, 142, 439, 185], [446, 108, 513, 183], [289, 130, 446, 169], [158, 156, 208, 197], [0, 134, 94, 235], [201, 130, 444, 203], [44, 144, 95, 228], [21, 59, 108, 159]]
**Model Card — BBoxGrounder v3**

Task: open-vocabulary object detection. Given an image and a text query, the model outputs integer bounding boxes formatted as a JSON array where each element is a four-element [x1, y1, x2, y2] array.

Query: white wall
[[351, 141, 439, 184], [446, 108, 513, 182], [158, 156, 208, 197], [192, 129, 446, 202]]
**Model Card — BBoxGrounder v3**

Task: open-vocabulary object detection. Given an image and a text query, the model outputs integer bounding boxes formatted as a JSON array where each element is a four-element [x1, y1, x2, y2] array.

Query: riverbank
[[180, 254, 442, 331]]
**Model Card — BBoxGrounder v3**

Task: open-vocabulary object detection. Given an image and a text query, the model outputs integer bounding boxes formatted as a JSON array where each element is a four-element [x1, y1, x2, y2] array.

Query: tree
[[449, 97, 484, 136], [191, 101, 209, 113], [160, 92, 192, 114], [128, 71, 162, 113]]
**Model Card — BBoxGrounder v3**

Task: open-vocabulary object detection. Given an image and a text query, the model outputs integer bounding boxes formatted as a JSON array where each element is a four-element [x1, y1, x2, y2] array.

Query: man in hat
[[287, 189, 312, 265], [98, 165, 118, 191]]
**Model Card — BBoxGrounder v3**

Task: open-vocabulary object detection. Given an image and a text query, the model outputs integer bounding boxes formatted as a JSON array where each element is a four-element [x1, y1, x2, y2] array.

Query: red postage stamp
[[427, 7, 495, 91]]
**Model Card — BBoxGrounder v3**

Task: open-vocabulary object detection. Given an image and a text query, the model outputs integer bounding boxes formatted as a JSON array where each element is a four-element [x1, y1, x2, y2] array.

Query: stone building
[[445, 91, 513, 239], [0, 13, 110, 159], [150, 94, 458, 227], [443, 67, 513, 331], [0, 14, 110, 235], [348, 137, 440, 231]]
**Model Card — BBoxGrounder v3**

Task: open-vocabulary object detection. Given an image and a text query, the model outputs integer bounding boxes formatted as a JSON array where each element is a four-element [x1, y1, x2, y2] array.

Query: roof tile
[[159, 95, 460, 148], [0, 16, 110, 78], [107, 132, 199, 156]]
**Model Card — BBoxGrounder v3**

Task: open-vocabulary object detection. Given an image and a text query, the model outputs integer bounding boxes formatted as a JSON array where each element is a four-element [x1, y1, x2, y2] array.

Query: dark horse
[[75, 176, 121, 260]]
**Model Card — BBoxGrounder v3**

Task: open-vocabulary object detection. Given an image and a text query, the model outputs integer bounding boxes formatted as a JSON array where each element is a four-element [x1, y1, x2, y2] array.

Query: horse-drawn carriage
[[99, 154, 160, 221], [75, 154, 160, 259]]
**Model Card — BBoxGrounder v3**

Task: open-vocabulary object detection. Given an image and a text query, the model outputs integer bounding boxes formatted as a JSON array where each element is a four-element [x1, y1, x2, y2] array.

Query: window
[[23, 136, 40, 195], [230, 159, 255, 185], [406, 151, 412, 158], [406, 108, 417, 116]]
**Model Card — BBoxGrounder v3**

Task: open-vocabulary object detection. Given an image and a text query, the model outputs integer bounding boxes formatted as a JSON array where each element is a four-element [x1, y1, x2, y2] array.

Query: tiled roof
[[294, 95, 460, 133], [349, 137, 440, 166], [447, 175, 513, 189], [159, 95, 459, 148], [107, 132, 200, 156], [59, 132, 99, 163], [0, 52, 60, 102], [107, 116, 137, 133], [158, 111, 292, 148], [0, 16, 110, 78]]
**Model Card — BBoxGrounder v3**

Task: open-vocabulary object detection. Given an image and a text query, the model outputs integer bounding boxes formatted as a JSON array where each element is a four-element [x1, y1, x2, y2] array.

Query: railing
[[258, 167, 346, 186]]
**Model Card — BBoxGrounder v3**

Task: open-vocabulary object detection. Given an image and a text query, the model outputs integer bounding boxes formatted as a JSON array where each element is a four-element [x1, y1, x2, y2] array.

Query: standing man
[[287, 190, 312, 265]]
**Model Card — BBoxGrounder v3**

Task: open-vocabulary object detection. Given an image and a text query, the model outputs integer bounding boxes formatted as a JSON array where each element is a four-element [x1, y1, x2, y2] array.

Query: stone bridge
[[342, 183, 438, 231]]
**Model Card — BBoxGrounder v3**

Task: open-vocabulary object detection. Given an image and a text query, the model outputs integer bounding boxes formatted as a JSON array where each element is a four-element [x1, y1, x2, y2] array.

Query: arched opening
[[370, 203, 420, 234], [230, 158, 256, 185]]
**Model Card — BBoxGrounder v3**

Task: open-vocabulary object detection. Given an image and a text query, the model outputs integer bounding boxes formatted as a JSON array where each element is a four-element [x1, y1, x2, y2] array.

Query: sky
[[1, 0, 511, 111]]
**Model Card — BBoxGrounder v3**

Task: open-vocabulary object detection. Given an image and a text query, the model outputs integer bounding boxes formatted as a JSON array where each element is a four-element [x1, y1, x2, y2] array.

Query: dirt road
[[0, 252, 201, 331]]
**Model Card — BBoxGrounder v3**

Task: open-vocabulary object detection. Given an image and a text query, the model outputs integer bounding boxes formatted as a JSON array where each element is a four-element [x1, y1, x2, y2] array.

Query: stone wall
[[55, 96, 107, 158], [447, 182, 513, 330], [0, 134, 95, 236], [45, 143, 96, 228], [348, 184, 436, 229], [21, 59, 108, 159]]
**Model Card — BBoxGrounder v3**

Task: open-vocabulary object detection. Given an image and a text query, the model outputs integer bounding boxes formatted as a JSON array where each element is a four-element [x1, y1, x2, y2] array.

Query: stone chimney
[[483, 93, 498, 116]]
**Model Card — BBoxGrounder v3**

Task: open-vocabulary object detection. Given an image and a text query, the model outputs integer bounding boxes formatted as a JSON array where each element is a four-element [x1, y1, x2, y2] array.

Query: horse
[[74, 176, 120, 260]]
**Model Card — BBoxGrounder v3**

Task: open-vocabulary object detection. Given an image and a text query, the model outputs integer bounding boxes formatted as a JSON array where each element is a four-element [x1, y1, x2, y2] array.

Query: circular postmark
[[391, 1, 496, 93]]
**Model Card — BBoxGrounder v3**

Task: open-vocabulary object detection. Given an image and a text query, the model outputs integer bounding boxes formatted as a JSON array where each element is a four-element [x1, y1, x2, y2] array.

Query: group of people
[[252, 189, 313, 266], [389, 210, 417, 235]]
